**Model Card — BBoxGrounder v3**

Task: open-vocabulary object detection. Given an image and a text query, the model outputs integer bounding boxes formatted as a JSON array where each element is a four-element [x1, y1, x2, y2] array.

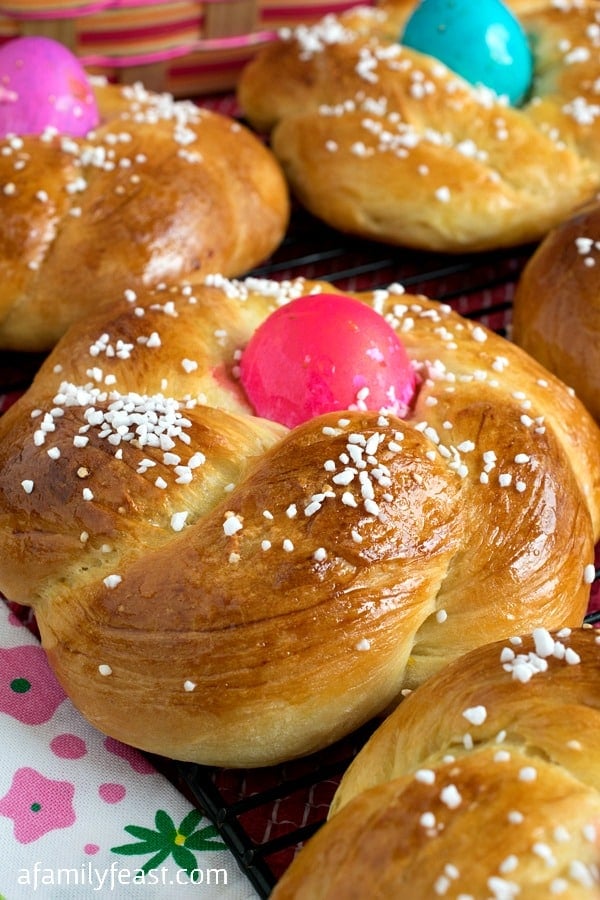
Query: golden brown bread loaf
[[237, 0, 600, 253], [273, 627, 600, 899], [0, 79, 289, 353], [512, 199, 600, 424], [0, 275, 599, 767]]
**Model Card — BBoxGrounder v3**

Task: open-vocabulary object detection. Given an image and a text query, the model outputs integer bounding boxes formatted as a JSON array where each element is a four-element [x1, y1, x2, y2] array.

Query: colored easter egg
[[240, 293, 416, 428], [401, 0, 533, 106], [0, 36, 99, 138]]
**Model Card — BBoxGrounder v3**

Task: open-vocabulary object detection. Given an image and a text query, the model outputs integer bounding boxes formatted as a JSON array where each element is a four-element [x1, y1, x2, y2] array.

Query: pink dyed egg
[[240, 293, 416, 428], [0, 36, 99, 138]]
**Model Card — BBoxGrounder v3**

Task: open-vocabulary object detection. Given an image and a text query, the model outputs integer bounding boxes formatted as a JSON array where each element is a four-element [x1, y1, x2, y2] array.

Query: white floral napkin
[[0, 599, 259, 899]]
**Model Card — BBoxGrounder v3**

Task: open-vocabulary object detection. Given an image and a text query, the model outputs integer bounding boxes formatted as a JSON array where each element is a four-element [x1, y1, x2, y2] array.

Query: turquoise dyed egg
[[401, 0, 533, 106]]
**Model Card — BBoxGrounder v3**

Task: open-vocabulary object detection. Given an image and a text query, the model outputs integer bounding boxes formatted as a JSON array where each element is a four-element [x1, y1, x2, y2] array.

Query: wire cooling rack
[[248, 204, 532, 332], [2, 204, 599, 899]]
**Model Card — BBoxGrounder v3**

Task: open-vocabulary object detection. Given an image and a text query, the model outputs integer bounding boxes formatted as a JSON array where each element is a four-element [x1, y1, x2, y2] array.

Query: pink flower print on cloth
[[0, 767, 76, 843], [104, 736, 155, 774], [0, 645, 65, 724]]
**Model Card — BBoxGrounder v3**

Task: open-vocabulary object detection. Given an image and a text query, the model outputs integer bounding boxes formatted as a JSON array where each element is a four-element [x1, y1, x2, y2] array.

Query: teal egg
[[401, 0, 533, 106]]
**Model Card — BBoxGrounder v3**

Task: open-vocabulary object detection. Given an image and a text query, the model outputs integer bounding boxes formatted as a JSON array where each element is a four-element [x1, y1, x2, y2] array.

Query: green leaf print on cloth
[[111, 808, 226, 875]]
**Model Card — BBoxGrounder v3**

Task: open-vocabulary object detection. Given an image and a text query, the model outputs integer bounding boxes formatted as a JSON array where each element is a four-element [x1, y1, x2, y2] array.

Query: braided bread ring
[[0, 80, 289, 352], [273, 628, 600, 898], [0, 275, 598, 766], [237, 0, 600, 253], [513, 198, 600, 424]]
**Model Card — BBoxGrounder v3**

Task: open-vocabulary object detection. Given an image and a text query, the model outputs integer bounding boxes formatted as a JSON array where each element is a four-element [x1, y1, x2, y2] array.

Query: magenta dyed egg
[[0, 36, 99, 138], [240, 293, 416, 428]]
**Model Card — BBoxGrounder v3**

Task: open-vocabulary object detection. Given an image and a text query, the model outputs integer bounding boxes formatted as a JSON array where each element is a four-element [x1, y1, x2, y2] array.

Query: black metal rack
[[173, 719, 379, 898], [247, 205, 533, 331]]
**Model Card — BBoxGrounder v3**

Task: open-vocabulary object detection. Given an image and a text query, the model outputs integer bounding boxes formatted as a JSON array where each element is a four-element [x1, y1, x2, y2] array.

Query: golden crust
[[237, 0, 600, 253], [512, 198, 600, 424], [273, 628, 600, 898], [0, 275, 598, 766], [0, 80, 289, 352]]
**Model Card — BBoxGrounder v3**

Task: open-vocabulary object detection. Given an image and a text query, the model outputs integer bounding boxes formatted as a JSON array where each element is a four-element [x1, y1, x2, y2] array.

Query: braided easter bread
[[0, 79, 289, 353], [237, 0, 600, 253], [273, 627, 600, 898], [512, 198, 600, 424], [0, 275, 599, 767]]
